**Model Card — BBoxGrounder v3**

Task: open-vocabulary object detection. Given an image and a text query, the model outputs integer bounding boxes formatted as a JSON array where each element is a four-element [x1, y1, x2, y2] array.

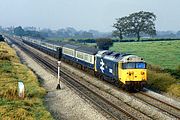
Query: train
[[21, 37, 147, 91]]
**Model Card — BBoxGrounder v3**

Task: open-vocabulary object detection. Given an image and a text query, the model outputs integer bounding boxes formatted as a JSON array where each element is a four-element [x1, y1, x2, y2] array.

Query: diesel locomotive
[[22, 37, 147, 91]]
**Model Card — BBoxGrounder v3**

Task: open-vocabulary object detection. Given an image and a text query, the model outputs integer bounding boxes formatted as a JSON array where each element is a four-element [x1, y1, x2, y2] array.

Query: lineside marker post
[[56, 61, 61, 89], [18, 80, 25, 99]]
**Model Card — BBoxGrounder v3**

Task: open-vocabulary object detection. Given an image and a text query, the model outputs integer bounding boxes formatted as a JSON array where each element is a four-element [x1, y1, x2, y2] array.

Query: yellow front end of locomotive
[[118, 62, 147, 84]]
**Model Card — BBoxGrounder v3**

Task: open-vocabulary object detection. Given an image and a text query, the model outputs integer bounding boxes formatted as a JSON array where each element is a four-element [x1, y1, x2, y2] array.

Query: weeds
[[147, 65, 180, 97], [0, 42, 53, 120]]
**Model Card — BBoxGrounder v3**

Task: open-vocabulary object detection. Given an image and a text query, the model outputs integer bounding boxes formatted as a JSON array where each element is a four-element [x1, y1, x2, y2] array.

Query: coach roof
[[45, 41, 67, 47], [63, 44, 80, 49], [76, 46, 99, 55]]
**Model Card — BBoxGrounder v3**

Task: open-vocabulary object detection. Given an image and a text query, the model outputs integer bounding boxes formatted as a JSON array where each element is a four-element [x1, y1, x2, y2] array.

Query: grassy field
[[110, 40, 180, 70], [0, 42, 53, 120]]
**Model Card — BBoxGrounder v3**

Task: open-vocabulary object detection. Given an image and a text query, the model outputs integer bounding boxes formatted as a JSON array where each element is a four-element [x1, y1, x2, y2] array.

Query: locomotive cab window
[[136, 62, 146, 69], [122, 62, 146, 69]]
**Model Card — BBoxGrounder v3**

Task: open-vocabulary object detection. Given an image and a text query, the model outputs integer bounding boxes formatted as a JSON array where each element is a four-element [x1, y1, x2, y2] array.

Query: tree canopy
[[13, 26, 44, 39], [113, 11, 156, 41], [112, 16, 129, 40], [14, 26, 25, 37], [96, 38, 113, 50]]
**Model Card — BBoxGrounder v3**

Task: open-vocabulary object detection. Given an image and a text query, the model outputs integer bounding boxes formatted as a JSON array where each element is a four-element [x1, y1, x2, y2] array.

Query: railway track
[[132, 90, 180, 119], [7, 35, 180, 119], [59, 60, 180, 119], [8, 36, 144, 120]]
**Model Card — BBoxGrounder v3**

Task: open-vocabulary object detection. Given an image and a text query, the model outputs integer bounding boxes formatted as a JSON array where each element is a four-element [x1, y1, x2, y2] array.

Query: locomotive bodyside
[[95, 51, 147, 90]]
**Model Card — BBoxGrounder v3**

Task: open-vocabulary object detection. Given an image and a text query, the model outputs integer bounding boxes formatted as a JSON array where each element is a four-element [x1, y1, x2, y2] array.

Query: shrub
[[96, 38, 113, 50], [167, 84, 180, 97], [147, 64, 163, 72], [148, 70, 176, 91]]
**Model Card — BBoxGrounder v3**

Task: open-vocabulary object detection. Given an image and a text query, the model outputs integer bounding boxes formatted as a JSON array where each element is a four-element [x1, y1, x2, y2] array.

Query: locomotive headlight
[[128, 71, 134, 76], [129, 71, 134, 74], [141, 71, 145, 75]]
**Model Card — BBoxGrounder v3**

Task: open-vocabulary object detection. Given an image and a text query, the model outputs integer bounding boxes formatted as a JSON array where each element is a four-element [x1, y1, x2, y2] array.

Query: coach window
[[68, 49, 73, 56], [64, 48, 72, 56], [77, 52, 83, 59], [84, 54, 89, 61], [89, 55, 93, 63]]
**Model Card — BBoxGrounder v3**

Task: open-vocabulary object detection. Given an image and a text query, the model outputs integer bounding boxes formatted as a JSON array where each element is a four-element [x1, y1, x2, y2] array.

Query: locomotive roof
[[96, 50, 131, 62], [76, 46, 99, 55], [121, 55, 145, 63]]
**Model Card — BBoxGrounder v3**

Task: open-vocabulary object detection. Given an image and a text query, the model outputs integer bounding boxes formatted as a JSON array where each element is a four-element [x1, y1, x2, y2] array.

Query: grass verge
[[147, 65, 180, 98], [0, 42, 53, 120]]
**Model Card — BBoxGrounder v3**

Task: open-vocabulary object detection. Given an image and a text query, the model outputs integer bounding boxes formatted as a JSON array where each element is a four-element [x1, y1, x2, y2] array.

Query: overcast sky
[[0, 0, 180, 32]]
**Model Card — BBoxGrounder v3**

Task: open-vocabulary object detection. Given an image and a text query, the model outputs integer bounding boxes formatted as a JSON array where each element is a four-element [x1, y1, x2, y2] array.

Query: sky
[[0, 0, 180, 32]]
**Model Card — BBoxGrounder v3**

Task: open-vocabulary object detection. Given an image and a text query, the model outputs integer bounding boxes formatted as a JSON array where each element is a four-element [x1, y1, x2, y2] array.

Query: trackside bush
[[147, 65, 180, 98], [148, 70, 176, 91], [167, 84, 180, 97]]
